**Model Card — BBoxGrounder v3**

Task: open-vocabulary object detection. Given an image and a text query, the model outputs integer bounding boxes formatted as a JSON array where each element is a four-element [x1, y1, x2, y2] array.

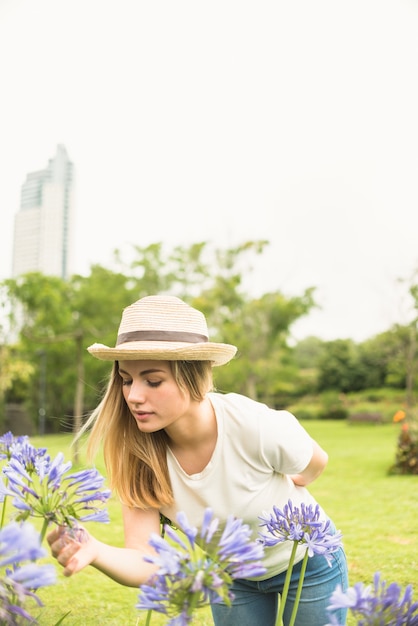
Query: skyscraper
[[12, 145, 75, 280]]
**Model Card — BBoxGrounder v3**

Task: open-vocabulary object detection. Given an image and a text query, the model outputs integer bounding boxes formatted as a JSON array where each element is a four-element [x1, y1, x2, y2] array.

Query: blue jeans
[[211, 547, 348, 626]]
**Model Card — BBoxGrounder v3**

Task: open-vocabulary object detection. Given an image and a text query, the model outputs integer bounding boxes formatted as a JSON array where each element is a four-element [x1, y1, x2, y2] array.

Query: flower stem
[[276, 541, 298, 625], [40, 518, 50, 543], [0, 495, 7, 529], [276, 596, 284, 626], [288, 549, 309, 626], [144, 609, 152, 626]]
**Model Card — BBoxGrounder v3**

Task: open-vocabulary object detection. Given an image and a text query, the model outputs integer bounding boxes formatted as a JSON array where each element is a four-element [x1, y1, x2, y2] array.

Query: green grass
[[14, 423, 418, 624]]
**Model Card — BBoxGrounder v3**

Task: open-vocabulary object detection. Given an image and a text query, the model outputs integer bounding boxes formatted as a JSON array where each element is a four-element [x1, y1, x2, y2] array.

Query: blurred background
[[1, 0, 418, 342]]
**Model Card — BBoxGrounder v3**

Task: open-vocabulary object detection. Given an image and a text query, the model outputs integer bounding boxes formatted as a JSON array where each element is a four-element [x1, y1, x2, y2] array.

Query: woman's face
[[118, 360, 192, 433]]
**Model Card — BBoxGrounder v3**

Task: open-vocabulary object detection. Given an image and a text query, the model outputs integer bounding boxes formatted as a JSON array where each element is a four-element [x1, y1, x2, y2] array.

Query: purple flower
[[327, 572, 418, 625], [3, 450, 111, 530], [0, 433, 30, 462], [0, 477, 14, 503], [259, 500, 343, 626], [78, 509, 110, 524], [137, 508, 266, 624], [217, 515, 267, 579], [9, 441, 50, 478], [0, 522, 45, 567], [45, 452, 72, 488], [0, 433, 110, 623], [0, 521, 56, 624], [259, 500, 342, 565], [7, 561, 56, 589]]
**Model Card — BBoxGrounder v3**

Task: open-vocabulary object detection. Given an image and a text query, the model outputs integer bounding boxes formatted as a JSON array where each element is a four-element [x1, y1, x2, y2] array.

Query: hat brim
[[87, 341, 237, 367]]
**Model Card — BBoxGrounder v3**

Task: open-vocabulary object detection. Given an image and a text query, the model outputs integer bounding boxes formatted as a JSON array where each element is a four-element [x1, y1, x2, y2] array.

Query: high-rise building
[[12, 145, 75, 279]]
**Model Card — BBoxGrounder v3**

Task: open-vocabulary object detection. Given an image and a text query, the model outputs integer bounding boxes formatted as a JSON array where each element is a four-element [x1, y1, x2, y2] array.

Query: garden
[[2, 419, 416, 625], [1, 243, 417, 624]]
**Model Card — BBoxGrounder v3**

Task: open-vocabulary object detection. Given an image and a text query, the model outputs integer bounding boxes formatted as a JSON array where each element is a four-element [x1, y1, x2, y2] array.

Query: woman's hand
[[47, 525, 99, 577], [47, 507, 160, 587]]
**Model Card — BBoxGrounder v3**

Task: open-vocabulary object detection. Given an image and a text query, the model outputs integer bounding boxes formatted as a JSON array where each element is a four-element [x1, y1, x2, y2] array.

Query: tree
[[291, 336, 325, 397], [316, 339, 364, 393], [189, 240, 316, 403], [1, 268, 137, 436], [3, 273, 78, 433]]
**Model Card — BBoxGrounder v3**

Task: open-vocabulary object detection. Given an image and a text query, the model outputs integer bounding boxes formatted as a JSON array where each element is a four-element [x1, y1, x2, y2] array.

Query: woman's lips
[[133, 410, 153, 421]]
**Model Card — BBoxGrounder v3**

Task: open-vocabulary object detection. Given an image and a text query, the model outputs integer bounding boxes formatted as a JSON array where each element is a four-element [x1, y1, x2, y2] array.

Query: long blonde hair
[[81, 360, 214, 509]]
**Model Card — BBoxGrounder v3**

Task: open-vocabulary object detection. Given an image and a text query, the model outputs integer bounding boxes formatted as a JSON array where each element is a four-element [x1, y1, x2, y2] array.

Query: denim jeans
[[210, 546, 348, 626]]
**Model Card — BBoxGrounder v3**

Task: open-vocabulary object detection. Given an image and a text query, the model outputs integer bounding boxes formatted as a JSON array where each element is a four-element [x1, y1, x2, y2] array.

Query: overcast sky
[[1, 0, 417, 342]]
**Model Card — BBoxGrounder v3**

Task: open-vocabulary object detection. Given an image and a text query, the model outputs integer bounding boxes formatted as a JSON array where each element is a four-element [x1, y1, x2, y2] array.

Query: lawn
[[18, 421, 418, 624]]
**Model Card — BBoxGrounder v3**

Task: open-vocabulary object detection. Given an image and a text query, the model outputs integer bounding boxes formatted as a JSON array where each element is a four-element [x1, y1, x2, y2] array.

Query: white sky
[[1, 0, 417, 341]]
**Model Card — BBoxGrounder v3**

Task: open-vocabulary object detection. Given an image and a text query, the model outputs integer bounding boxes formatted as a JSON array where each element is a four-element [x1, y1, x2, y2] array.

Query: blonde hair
[[82, 360, 214, 509]]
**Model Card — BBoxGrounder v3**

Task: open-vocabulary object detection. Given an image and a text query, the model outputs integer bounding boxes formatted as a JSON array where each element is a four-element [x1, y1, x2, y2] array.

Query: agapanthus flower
[[137, 508, 266, 625], [0, 521, 56, 625], [0, 521, 46, 567], [259, 500, 343, 626], [7, 442, 49, 478], [1, 433, 111, 543], [259, 499, 342, 564], [0, 433, 111, 623], [326, 572, 418, 625], [0, 433, 30, 463], [3, 449, 111, 536], [0, 435, 49, 520]]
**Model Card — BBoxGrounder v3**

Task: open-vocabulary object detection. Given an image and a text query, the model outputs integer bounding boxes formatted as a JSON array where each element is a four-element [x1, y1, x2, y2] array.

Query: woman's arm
[[289, 439, 328, 486], [47, 505, 161, 587]]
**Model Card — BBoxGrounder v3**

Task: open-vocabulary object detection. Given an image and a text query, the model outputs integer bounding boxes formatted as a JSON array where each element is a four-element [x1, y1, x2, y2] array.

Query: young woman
[[48, 295, 348, 625]]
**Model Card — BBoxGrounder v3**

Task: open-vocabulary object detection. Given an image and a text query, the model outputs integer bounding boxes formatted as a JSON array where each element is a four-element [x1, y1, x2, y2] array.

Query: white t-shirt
[[160, 392, 327, 579]]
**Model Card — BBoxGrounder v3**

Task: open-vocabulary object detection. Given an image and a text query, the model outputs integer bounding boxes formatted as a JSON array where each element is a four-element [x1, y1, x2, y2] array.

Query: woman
[[48, 295, 348, 625]]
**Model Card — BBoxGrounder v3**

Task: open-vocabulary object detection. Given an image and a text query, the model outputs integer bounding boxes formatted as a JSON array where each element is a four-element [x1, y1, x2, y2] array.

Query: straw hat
[[87, 295, 237, 366]]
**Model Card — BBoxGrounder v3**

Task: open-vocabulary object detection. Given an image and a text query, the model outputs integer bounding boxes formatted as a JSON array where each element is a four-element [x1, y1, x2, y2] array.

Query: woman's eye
[[121, 379, 132, 386], [147, 380, 162, 388]]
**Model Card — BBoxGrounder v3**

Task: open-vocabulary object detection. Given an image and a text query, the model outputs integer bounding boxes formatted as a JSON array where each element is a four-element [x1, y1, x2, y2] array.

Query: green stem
[[0, 495, 7, 529], [144, 609, 152, 626], [276, 541, 298, 626], [40, 518, 50, 543], [276, 595, 284, 626], [288, 550, 309, 626]]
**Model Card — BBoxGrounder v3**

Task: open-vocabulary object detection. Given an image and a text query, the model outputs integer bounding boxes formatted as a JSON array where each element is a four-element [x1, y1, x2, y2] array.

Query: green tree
[[3, 273, 77, 432], [292, 336, 326, 397], [316, 339, 364, 393], [2, 268, 137, 434], [360, 327, 412, 390], [189, 239, 316, 403]]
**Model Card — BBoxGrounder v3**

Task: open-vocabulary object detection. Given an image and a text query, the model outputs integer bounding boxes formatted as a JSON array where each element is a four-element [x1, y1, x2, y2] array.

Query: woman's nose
[[127, 381, 146, 403]]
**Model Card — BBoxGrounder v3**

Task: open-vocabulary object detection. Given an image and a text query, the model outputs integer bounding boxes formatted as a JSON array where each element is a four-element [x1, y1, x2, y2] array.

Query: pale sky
[[1, 0, 417, 342]]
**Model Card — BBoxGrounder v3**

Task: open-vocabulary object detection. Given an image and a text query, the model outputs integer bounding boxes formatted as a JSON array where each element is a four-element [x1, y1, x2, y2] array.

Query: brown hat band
[[116, 330, 209, 345]]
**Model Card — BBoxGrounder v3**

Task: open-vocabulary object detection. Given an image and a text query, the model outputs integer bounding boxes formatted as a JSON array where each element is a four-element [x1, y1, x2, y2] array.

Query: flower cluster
[[0, 431, 111, 624], [0, 521, 56, 625], [326, 572, 418, 625], [259, 499, 343, 626], [259, 499, 342, 564], [137, 508, 266, 625], [1, 438, 111, 534]]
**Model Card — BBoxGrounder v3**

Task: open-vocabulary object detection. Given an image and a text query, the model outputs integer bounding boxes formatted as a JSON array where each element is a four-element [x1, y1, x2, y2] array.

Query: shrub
[[318, 391, 349, 421], [389, 421, 418, 475]]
